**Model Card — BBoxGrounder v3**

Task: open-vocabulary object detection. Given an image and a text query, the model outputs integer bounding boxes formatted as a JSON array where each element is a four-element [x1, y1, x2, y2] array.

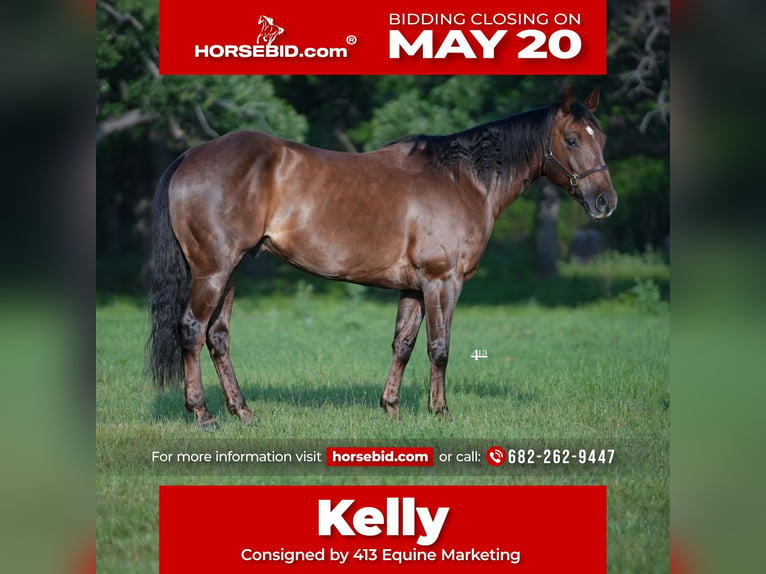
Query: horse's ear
[[561, 86, 576, 114], [583, 88, 600, 112]]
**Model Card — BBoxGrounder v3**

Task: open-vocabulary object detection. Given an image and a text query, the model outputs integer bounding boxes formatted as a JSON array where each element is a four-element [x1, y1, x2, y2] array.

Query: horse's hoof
[[429, 405, 451, 419], [380, 399, 401, 420], [386, 409, 403, 422], [239, 410, 258, 425], [199, 418, 220, 431]]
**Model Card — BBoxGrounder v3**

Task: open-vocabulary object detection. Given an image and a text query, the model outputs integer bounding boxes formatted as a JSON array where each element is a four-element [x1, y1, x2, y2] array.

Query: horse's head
[[544, 87, 617, 220]]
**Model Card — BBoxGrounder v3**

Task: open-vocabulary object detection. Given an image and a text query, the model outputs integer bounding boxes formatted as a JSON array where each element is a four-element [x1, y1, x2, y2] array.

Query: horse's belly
[[261, 229, 415, 290]]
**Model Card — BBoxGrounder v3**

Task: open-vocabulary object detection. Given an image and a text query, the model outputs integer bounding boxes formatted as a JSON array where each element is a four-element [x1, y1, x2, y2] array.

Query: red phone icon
[[486, 446, 506, 466]]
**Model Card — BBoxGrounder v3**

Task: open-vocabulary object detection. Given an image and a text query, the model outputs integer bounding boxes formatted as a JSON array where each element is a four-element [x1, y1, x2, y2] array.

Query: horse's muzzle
[[595, 194, 609, 213], [586, 192, 617, 220]]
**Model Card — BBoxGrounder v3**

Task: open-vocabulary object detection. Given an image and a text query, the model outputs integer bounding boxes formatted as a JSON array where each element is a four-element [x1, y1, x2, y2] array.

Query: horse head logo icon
[[257, 15, 285, 46]]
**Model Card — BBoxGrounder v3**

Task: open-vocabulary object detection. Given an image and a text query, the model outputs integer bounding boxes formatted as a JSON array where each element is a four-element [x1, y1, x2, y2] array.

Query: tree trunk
[[535, 181, 560, 278]]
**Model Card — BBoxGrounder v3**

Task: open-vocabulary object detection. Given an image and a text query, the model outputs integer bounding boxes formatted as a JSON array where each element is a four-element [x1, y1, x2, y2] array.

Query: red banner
[[159, 485, 606, 573], [159, 0, 606, 75]]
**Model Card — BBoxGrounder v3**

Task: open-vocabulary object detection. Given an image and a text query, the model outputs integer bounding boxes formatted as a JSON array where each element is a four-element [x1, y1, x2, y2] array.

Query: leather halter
[[542, 136, 609, 196]]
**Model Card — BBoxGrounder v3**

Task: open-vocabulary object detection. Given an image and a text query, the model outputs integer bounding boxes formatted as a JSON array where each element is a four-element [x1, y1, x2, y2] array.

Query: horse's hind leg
[[206, 285, 255, 424], [180, 270, 235, 429], [380, 290, 425, 416]]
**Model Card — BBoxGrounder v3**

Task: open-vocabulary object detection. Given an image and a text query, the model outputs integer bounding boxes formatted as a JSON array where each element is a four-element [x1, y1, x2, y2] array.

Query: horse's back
[[177, 130, 285, 177]]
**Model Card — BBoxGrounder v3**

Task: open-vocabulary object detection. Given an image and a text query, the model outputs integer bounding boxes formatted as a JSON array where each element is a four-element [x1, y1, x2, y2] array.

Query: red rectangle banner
[[159, 485, 606, 573], [326, 447, 434, 466], [159, 0, 607, 75]]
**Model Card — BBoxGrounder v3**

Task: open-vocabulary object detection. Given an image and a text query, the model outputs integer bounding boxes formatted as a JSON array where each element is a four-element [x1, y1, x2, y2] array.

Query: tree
[[605, 0, 670, 157], [97, 1, 307, 260], [97, 1, 307, 147]]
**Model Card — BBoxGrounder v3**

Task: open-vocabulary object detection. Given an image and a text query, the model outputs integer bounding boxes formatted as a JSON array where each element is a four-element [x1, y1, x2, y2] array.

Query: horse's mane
[[393, 102, 600, 191]]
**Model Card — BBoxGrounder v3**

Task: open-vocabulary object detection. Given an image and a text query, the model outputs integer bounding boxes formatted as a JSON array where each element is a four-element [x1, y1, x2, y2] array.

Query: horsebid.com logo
[[194, 14, 352, 59]]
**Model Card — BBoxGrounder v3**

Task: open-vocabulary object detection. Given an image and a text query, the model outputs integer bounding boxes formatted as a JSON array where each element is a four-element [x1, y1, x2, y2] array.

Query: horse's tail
[[148, 153, 190, 390]]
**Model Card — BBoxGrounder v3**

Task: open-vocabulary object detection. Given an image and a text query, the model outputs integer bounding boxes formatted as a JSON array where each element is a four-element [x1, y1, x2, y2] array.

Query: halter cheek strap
[[542, 147, 609, 196]]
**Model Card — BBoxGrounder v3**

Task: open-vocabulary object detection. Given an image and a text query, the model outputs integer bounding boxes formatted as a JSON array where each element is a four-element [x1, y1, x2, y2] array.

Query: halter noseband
[[542, 137, 609, 196]]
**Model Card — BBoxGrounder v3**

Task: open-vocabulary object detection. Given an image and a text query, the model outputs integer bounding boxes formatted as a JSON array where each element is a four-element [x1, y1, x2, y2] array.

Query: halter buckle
[[569, 174, 580, 188]]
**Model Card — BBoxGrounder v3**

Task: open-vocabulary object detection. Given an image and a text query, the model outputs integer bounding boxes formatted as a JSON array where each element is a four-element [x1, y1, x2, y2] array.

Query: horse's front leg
[[422, 274, 463, 415], [380, 290, 425, 417]]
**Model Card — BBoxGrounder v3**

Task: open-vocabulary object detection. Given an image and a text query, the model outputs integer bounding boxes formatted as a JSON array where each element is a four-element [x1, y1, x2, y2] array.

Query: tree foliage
[[97, 0, 307, 146]]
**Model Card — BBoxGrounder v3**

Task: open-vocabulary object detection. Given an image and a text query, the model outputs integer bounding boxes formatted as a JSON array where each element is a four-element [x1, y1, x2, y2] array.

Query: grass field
[[97, 273, 669, 572]]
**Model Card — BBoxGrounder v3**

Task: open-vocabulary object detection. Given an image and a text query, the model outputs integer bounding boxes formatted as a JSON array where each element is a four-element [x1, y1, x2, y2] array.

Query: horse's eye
[[566, 137, 578, 148]]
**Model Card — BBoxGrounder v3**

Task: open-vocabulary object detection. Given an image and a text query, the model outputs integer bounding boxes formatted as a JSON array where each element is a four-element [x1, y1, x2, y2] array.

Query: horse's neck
[[486, 143, 545, 221], [462, 109, 548, 220]]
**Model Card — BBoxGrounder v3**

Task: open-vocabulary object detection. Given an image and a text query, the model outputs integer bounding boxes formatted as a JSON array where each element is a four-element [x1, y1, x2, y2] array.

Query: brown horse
[[149, 87, 617, 429]]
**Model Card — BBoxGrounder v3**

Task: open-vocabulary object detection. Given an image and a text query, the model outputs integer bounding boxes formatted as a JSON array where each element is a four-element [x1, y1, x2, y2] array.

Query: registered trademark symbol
[[346, 35, 357, 45]]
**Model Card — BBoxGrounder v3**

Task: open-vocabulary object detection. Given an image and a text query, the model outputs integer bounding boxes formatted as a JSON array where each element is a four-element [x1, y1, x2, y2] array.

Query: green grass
[[97, 293, 669, 573]]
